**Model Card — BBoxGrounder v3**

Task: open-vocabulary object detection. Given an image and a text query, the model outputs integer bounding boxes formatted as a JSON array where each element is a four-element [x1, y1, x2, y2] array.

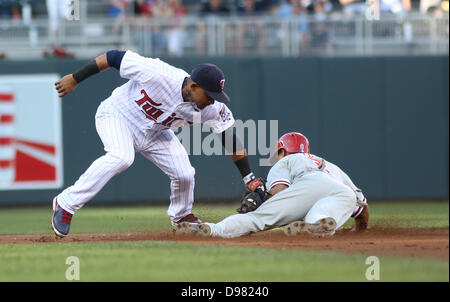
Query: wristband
[[243, 172, 254, 184], [234, 156, 252, 179], [72, 60, 100, 83]]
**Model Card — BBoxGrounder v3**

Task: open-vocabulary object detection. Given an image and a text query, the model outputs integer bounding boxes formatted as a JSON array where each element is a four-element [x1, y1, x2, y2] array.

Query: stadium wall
[[0, 55, 448, 205]]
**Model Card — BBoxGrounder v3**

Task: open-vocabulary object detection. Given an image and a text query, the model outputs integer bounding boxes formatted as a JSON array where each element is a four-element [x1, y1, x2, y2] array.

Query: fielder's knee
[[173, 166, 195, 185], [107, 152, 134, 172]]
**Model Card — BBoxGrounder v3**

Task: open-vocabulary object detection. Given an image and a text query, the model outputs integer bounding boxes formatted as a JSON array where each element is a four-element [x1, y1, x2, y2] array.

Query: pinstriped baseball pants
[[57, 102, 195, 222]]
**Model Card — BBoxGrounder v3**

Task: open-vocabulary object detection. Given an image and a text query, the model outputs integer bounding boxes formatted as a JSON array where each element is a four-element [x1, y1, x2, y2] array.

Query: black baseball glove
[[237, 176, 267, 214], [237, 191, 265, 214]]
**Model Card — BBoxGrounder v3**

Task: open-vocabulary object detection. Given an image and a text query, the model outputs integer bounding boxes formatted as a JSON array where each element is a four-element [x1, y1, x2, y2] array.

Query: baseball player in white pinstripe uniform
[[182, 132, 369, 238], [51, 50, 266, 237]]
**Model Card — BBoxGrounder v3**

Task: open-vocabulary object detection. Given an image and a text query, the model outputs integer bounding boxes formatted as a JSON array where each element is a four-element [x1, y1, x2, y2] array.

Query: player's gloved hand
[[237, 191, 264, 214], [238, 175, 267, 213], [245, 175, 267, 196], [246, 176, 264, 192]]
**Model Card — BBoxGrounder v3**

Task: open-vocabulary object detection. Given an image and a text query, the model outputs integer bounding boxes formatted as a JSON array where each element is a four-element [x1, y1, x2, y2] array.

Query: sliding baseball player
[[181, 132, 369, 238]]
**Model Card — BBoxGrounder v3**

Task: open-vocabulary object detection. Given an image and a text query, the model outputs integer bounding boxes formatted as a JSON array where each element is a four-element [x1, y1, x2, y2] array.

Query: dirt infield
[[0, 227, 448, 261]]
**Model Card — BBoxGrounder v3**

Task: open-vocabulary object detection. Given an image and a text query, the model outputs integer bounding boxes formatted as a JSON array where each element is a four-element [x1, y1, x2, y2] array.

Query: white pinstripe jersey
[[104, 50, 235, 134]]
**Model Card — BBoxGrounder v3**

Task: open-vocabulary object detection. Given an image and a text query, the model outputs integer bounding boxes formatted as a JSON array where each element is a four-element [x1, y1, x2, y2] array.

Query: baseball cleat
[[172, 221, 188, 234], [51, 198, 73, 237], [187, 223, 212, 236], [177, 213, 202, 224], [172, 213, 202, 234], [193, 223, 212, 237], [284, 221, 307, 236], [174, 222, 212, 236], [284, 217, 336, 237], [185, 223, 200, 235]]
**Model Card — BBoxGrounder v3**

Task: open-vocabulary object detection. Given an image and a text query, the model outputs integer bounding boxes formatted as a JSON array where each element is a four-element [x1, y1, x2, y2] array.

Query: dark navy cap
[[190, 64, 230, 104]]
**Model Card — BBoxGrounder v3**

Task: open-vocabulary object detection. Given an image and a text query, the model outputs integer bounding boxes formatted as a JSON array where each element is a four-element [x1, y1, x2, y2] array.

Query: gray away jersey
[[266, 152, 367, 216], [266, 153, 325, 191]]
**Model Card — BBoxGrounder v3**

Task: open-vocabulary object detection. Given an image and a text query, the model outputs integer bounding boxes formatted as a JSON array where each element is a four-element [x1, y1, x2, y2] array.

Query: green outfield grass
[[0, 241, 447, 282], [0, 200, 448, 235], [0, 200, 448, 281]]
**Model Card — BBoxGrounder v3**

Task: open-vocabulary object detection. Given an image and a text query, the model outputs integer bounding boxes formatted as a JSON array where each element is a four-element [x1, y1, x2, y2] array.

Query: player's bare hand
[[55, 74, 77, 97], [353, 205, 369, 232]]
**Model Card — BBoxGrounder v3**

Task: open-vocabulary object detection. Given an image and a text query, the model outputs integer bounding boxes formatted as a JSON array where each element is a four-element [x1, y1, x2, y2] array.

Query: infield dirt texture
[[0, 200, 448, 281]]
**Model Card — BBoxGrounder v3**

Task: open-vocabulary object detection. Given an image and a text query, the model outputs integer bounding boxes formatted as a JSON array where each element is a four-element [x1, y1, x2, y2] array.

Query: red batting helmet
[[276, 132, 310, 154], [269, 132, 310, 165]]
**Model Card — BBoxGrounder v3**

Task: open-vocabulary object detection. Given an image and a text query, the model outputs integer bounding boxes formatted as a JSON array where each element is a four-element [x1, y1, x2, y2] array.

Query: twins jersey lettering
[[104, 50, 234, 134]]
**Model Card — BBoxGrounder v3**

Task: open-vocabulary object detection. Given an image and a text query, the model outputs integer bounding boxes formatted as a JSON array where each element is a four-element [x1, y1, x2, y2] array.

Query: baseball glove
[[237, 191, 264, 214]]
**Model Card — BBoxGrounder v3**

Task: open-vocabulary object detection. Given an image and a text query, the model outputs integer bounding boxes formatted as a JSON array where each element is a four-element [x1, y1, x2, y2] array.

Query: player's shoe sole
[[194, 224, 212, 236], [284, 217, 337, 237], [173, 221, 190, 234], [172, 213, 202, 234], [174, 222, 211, 237]]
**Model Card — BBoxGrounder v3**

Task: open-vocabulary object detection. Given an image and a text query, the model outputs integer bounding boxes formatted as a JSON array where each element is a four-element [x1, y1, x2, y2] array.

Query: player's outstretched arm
[[54, 53, 108, 97], [55, 50, 125, 97]]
